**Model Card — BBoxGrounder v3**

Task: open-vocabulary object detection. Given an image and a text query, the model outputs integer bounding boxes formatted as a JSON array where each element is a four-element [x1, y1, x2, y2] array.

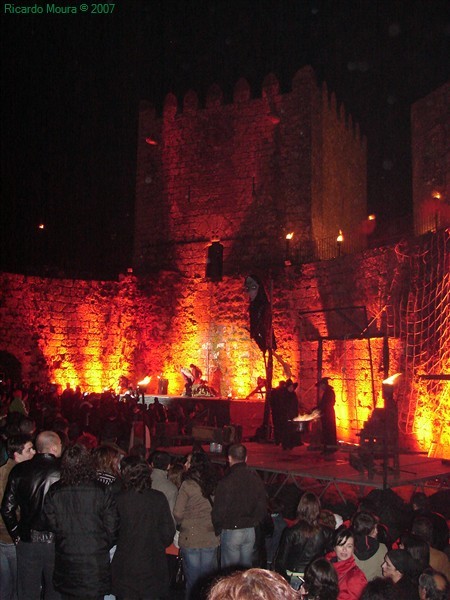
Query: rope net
[[388, 228, 450, 455]]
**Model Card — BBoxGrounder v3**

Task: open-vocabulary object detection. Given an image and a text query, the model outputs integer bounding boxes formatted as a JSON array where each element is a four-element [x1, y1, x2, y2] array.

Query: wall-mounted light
[[145, 137, 158, 146], [368, 214, 376, 221], [336, 229, 344, 256], [432, 191, 443, 230], [268, 111, 280, 124], [285, 232, 294, 266]]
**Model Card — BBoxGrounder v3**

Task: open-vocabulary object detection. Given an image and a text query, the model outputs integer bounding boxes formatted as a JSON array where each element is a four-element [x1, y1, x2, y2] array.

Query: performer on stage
[[181, 367, 194, 396], [279, 378, 300, 450], [316, 377, 337, 454], [189, 364, 202, 384], [270, 380, 286, 445], [180, 365, 217, 397], [245, 376, 267, 400]]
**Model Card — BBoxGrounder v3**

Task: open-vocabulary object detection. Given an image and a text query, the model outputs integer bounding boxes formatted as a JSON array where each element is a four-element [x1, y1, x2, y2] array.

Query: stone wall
[[134, 67, 367, 275], [2, 230, 448, 453]]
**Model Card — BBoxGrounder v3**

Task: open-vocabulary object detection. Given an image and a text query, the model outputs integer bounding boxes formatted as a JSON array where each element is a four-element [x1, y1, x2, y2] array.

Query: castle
[[0, 71, 448, 454]]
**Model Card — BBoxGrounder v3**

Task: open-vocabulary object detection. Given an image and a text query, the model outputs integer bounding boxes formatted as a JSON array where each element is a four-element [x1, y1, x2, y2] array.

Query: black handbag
[[171, 553, 186, 590]]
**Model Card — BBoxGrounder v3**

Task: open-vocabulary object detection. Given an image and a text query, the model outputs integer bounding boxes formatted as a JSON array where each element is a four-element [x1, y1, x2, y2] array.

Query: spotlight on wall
[[285, 232, 294, 266]]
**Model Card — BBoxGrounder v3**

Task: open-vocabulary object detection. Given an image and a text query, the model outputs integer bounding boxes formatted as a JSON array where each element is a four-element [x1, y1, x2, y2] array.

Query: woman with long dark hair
[[381, 548, 420, 599], [300, 558, 339, 600], [173, 451, 220, 599], [352, 511, 388, 581], [111, 455, 175, 600], [327, 526, 367, 600], [44, 443, 119, 600], [275, 492, 333, 590]]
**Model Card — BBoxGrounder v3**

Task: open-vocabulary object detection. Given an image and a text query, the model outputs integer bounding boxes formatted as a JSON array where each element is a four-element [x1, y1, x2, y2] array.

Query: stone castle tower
[[133, 66, 367, 276]]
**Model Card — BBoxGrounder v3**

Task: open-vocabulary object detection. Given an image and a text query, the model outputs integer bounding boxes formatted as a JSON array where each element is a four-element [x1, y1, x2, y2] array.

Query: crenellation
[[205, 83, 224, 109]]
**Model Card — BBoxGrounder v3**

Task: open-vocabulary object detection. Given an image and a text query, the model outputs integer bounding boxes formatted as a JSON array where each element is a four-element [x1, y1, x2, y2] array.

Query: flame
[[286, 232, 294, 240], [138, 376, 152, 385], [382, 372, 402, 386], [336, 230, 344, 243]]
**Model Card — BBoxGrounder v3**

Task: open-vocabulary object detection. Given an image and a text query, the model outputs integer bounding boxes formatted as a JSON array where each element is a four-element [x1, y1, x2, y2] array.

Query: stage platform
[[144, 394, 264, 438], [164, 441, 450, 503]]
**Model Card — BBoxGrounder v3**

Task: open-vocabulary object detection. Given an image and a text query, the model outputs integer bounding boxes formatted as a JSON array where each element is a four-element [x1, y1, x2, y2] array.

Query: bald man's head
[[419, 568, 449, 600], [35, 431, 63, 457]]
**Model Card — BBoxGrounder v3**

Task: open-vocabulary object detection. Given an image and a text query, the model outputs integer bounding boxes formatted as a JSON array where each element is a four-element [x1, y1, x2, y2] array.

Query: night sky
[[1, 0, 449, 278]]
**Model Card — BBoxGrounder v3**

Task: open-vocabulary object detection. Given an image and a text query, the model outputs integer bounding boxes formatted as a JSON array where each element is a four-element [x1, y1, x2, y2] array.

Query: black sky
[[1, 0, 449, 278]]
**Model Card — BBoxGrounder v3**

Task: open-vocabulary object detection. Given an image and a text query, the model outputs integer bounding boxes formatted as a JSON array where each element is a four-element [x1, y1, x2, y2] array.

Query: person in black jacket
[[44, 443, 119, 600], [1, 430, 62, 600], [279, 379, 300, 450], [381, 549, 420, 600], [410, 492, 449, 551], [275, 492, 333, 589], [111, 456, 175, 600], [211, 443, 267, 570]]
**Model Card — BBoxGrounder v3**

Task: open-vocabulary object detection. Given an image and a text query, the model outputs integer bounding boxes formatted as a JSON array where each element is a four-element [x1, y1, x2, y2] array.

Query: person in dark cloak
[[274, 379, 300, 450], [270, 381, 286, 445], [316, 377, 338, 454], [244, 275, 276, 354]]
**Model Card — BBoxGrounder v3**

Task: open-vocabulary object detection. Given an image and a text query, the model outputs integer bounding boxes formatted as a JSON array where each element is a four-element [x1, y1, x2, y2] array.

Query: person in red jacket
[[327, 527, 367, 600]]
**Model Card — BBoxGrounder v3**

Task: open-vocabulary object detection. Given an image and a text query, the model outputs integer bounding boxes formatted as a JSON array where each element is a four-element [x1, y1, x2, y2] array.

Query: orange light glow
[[368, 214, 376, 221], [432, 191, 441, 200], [286, 232, 294, 240], [38, 223, 45, 230], [138, 376, 152, 385], [336, 230, 344, 243]]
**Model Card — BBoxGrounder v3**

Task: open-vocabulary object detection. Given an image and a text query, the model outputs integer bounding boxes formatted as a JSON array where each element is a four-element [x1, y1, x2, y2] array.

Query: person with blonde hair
[[207, 568, 301, 599]]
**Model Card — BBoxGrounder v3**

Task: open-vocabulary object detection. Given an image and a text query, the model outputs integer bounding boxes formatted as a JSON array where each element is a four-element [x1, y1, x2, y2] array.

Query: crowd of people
[[0, 382, 449, 600]]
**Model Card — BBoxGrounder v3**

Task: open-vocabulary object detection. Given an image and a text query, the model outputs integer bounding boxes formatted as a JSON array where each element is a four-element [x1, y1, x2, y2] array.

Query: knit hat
[[387, 549, 415, 575]]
